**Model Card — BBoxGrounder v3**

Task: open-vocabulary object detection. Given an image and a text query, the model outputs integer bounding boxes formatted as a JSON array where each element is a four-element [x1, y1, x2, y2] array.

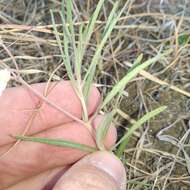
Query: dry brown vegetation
[[0, 0, 190, 189]]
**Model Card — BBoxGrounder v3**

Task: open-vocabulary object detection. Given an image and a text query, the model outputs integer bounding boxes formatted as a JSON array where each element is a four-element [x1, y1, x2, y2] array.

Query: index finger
[[0, 81, 100, 145]]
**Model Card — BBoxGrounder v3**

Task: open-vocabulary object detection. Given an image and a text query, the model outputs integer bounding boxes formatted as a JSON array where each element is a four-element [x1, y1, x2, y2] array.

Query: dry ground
[[0, 0, 190, 189]]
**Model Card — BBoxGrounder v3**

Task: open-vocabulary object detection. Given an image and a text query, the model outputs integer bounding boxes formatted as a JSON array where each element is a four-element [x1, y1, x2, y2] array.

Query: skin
[[0, 81, 125, 190]]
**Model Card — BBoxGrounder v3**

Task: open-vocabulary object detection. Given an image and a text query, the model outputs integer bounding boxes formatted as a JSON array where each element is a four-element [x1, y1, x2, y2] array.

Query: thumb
[[53, 151, 126, 190]]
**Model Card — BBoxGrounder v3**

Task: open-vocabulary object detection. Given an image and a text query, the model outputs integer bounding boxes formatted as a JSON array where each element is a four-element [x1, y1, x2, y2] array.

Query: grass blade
[[77, 0, 105, 70], [83, 0, 105, 45], [83, 2, 120, 84], [59, 12, 73, 77], [82, 63, 96, 105], [102, 1, 119, 36], [78, 23, 84, 64], [127, 53, 143, 73], [65, 0, 74, 35], [59, 7, 88, 121], [115, 106, 167, 158], [75, 23, 84, 81], [50, 10, 75, 84], [64, 0, 79, 81], [15, 135, 97, 153], [96, 112, 114, 150], [83, 1, 122, 103], [101, 50, 172, 108]]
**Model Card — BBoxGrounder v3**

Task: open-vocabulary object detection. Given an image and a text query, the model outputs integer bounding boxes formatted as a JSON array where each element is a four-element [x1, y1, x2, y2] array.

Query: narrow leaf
[[116, 106, 167, 158], [15, 135, 97, 153], [77, 0, 105, 70], [65, 0, 78, 81], [50, 10, 75, 84], [96, 112, 114, 150], [59, 8, 88, 121], [102, 1, 119, 36], [83, 1, 123, 103], [65, 0, 74, 35], [75, 23, 84, 81], [84, 0, 105, 45], [82, 63, 96, 105], [102, 50, 172, 108], [127, 53, 143, 73]]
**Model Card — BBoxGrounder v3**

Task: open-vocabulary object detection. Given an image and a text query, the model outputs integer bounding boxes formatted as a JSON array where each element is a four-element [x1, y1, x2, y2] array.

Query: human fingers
[[0, 115, 116, 189], [53, 151, 126, 190], [4, 167, 67, 190], [0, 81, 100, 145]]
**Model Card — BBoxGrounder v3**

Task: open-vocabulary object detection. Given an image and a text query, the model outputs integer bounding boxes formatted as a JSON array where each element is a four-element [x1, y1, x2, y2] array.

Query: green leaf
[[102, 1, 119, 36], [65, 0, 74, 35], [96, 112, 114, 150], [127, 53, 143, 73], [101, 50, 172, 108], [82, 63, 96, 105], [64, 0, 78, 81], [15, 136, 97, 153], [83, 0, 105, 45], [50, 10, 75, 85], [75, 23, 84, 81], [77, 0, 105, 70], [83, 1, 122, 104], [59, 5, 88, 121], [115, 106, 167, 158]]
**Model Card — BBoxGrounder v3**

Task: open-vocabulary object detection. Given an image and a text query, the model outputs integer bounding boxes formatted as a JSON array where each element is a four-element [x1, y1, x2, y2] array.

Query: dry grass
[[0, 0, 190, 189]]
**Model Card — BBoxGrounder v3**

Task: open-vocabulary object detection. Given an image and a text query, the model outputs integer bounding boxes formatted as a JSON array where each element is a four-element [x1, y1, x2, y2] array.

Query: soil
[[1, 0, 190, 189]]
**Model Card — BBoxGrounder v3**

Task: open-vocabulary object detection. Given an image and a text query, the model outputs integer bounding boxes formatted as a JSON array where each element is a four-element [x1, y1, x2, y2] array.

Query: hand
[[0, 81, 126, 190]]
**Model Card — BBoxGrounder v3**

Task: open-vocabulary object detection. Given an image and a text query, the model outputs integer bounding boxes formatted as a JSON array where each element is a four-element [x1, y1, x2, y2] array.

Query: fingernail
[[80, 151, 126, 190]]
